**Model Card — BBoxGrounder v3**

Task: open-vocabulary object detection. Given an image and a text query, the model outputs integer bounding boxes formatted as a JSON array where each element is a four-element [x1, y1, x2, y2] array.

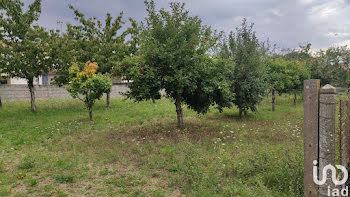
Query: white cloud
[[309, 4, 337, 18], [299, 0, 317, 5], [335, 39, 350, 47], [17, 0, 350, 50], [270, 9, 283, 17]]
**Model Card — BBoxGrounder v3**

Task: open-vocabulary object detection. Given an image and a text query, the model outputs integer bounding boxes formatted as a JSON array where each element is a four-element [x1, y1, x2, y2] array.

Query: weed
[[53, 174, 74, 183]]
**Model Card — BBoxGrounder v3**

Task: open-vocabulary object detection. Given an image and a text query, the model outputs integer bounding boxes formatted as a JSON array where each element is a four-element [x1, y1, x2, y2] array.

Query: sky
[[23, 0, 350, 51]]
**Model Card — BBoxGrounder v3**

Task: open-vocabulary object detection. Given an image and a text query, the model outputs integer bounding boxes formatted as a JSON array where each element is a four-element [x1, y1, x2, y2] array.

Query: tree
[[0, 0, 58, 112], [56, 5, 139, 107], [312, 46, 350, 87], [66, 61, 112, 121], [123, 0, 232, 129], [224, 19, 267, 117], [266, 57, 288, 111], [283, 44, 348, 87], [266, 57, 310, 110], [285, 60, 310, 105], [284, 43, 312, 62]]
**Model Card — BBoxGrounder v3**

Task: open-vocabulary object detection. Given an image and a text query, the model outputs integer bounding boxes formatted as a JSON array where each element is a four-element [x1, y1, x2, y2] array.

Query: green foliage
[[66, 61, 112, 120], [53, 174, 74, 183], [284, 43, 312, 62], [119, 56, 162, 102], [0, 0, 59, 80], [284, 44, 349, 87], [54, 5, 139, 86], [0, 0, 61, 112], [0, 160, 4, 173], [266, 57, 288, 93], [17, 156, 34, 170], [124, 0, 233, 128], [287, 60, 310, 92], [223, 19, 267, 116], [266, 57, 310, 93], [27, 178, 38, 187], [311, 46, 350, 87]]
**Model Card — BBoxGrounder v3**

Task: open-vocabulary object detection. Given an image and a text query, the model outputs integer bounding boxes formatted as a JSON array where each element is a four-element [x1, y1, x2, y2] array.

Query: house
[[0, 74, 43, 85], [0, 73, 59, 85], [0, 41, 59, 85]]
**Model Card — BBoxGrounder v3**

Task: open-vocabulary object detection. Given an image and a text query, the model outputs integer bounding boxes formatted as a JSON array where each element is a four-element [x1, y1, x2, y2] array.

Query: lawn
[[0, 95, 304, 196]]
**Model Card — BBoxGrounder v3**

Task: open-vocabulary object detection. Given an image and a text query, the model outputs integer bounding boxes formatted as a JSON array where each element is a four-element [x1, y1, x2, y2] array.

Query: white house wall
[[9, 76, 43, 85]]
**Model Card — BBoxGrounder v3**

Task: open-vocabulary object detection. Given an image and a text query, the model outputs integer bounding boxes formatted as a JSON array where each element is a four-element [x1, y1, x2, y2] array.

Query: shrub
[[66, 61, 112, 121]]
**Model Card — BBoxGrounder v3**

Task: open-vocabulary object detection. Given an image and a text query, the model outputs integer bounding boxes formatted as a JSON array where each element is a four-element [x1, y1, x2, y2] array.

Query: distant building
[[0, 75, 42, 85], [0, 73, 59, 85], [1, 41, 60, 85]]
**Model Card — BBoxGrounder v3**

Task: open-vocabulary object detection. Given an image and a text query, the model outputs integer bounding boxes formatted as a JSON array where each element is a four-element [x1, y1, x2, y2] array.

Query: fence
[[304, 80, 350, 197], [0, 84, 130, 102]]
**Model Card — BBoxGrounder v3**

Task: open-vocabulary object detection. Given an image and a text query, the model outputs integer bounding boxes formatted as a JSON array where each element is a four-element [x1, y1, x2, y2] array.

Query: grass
[[0, 94, 305, 196]]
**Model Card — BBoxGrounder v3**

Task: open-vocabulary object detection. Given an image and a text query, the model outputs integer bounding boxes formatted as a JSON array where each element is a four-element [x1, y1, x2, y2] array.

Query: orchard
[[1, 0, 348, 124]]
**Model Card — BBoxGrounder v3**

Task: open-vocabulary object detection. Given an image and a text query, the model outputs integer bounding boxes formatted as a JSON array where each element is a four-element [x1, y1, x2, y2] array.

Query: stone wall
[[0, 83, 130, 102]]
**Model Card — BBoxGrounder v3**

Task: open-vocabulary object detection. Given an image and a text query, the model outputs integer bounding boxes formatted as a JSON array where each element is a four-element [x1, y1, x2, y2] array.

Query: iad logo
[[313, 160, 349, 196], [313, 160, 348, 186]]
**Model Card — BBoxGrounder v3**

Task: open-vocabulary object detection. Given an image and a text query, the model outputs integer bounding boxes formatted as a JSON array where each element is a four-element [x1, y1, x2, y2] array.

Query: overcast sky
[[23, 0, 350, 51]]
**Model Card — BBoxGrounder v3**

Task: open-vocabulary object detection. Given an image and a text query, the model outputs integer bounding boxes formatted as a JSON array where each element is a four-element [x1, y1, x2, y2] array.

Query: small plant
[[17, 156, 34, 170], [53, 174, 74, 183], [86, 184, 92, 190], [27, 178, 38, 187], [17, 172, 25, 179], [0, 160, 5, 172], [99, 169, 112, 176], [130, 190, 146, 197]]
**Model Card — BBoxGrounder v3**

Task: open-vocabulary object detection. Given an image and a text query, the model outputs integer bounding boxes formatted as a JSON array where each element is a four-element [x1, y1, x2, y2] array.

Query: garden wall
[[0, 84, 130, 102]]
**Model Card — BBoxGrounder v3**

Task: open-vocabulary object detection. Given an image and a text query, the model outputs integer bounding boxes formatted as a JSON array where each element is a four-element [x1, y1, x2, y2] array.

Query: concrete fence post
[[318, 84, 337, 197], [346, 101, 350, 166], [304, 79, 320, 197], [340, 100, 345, 166]]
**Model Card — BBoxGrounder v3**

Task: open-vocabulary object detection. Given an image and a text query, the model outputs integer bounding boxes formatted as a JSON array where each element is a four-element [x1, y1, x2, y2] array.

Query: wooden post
[[304, 79, 320, 197], [0, 96, 2, 108], [319, 84, 337, 197]]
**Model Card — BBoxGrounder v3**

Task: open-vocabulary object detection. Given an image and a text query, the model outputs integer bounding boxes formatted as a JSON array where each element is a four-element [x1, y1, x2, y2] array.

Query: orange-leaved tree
[[66, 61, 112, 120]]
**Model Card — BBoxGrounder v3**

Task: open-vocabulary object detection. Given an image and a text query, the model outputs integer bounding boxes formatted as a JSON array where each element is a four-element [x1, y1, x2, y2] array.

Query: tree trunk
[[175, 94, 184, 129], [272, 90, 276, 112], [106, 92, 111, 108], [88, 106, 93, 121], [239, 108, 243, 118], [28, 80, 36, 112], [0, 96, 2, 108], [293, 92, 297, 106]]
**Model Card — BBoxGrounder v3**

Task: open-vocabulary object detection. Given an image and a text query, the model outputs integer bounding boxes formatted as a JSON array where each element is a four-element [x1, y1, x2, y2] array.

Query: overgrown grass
[[0, 95, 304, 196]]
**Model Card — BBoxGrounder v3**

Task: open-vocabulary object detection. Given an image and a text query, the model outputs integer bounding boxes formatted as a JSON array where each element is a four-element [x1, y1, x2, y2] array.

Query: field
[[0, 95, 304, 197]]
